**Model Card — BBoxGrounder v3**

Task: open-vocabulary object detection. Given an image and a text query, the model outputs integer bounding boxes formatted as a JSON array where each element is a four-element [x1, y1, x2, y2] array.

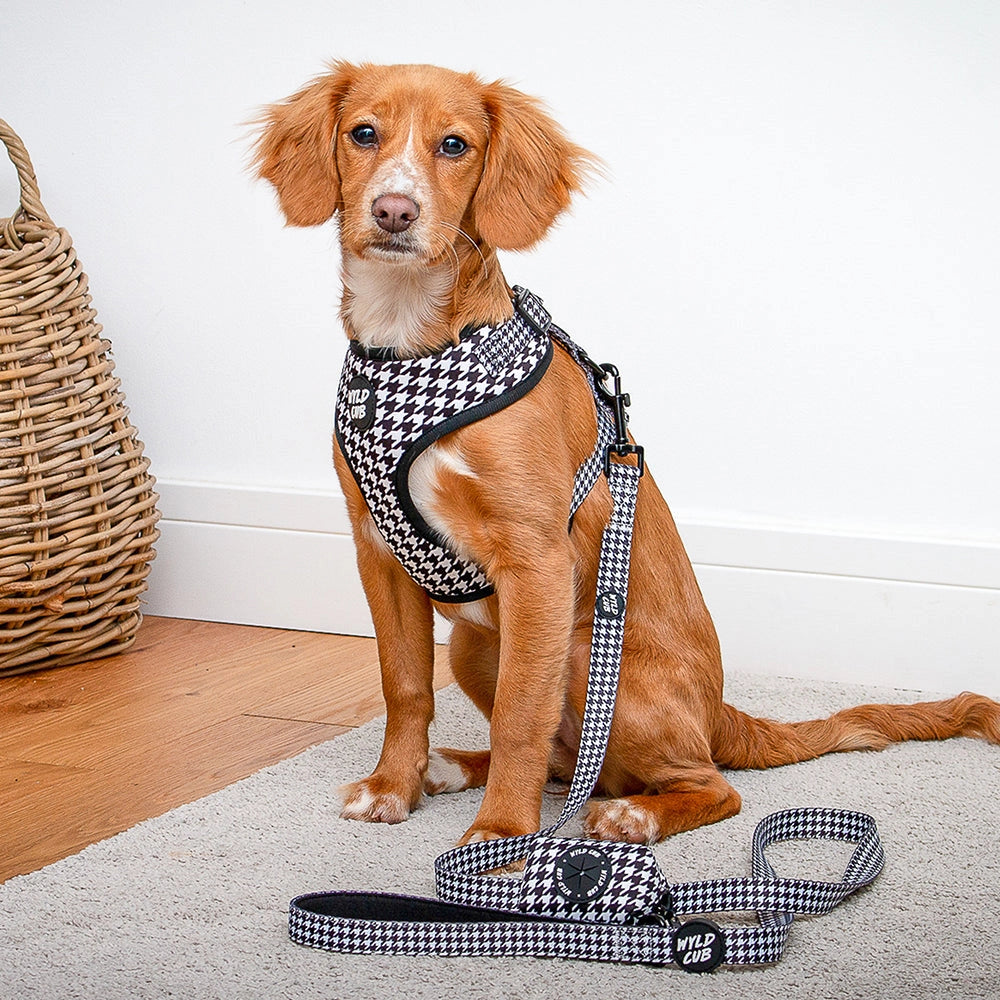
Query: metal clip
[[598, 363, 645, 477], [637, 889, 678, 928]]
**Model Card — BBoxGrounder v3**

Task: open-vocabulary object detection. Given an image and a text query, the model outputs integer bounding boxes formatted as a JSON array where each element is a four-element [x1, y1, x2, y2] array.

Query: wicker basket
[[0, 120, 160, 677]]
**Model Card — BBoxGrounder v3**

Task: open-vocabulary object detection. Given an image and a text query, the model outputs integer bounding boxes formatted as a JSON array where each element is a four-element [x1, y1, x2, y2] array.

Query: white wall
[[4, 1, 998, 692]]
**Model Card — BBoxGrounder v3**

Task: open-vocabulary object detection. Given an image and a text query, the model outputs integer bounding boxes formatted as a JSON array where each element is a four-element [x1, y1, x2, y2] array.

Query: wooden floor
[[0, 616, 453, 884]]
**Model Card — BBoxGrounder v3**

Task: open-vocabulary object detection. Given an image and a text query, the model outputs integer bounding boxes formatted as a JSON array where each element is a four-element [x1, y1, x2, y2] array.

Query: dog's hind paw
[[338, 778, 412, 824], [424, 747, 490, 795]]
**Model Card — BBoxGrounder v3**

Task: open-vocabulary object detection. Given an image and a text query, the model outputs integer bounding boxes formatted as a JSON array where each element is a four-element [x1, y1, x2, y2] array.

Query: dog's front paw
[[338, 777, 413, 824], [583, 798, 659, 844], [457, 825, 526, 846]]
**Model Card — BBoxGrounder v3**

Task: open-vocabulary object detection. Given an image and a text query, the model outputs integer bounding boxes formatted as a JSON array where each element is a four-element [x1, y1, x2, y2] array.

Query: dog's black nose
[[371, 194, 420, 233]]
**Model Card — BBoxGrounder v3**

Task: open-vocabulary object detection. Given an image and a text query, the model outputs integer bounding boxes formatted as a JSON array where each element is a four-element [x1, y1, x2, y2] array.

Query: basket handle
[[1, 118, 55, 249]]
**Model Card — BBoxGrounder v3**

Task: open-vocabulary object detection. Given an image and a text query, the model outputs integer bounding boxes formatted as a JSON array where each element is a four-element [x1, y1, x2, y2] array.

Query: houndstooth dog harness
[[334, 289, 616, 602], [298, 288, 885, 971]]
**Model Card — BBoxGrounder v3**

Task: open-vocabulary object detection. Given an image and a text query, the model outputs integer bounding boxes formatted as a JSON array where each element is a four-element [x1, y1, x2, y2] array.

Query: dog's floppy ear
[[471, 82, 599, 251], [252, 62, 357, 226]]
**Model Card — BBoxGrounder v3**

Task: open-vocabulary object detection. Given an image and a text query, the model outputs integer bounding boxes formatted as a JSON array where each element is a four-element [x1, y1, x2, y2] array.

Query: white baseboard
[[145, 480, 999, 695]]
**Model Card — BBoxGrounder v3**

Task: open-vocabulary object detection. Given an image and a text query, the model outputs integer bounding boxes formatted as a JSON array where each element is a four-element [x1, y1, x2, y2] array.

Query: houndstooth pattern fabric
[[289, 892, 672, 963], [569, 404, 614, 514], [335, 288, 612, 603], [335, 297, 553, 602], [518, 836, 668, 924], [289, 807, 884, 968], [671, 809, 884, 920], [572, 461, 641, 812], [545, 317, 617, 514], [665, 808, 885, 965]]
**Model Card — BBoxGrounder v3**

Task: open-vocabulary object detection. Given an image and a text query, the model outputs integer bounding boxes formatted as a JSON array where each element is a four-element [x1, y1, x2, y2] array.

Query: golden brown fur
[[254, 62, 1000, 845]]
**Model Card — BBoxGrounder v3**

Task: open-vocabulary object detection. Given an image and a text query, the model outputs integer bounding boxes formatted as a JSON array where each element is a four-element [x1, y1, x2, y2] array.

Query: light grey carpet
[[3, 673, 999, 1000]]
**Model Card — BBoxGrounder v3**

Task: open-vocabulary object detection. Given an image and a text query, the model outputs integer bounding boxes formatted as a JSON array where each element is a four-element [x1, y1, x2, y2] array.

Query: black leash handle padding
[[293, 891, 554, 925]]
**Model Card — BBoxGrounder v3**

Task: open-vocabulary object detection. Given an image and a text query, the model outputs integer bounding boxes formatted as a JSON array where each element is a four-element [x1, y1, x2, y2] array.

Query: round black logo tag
[[554, 845, 612, 903], [346, 375, 376, 431], [673, 919, 725, 973], [595, 590, 626, 621]]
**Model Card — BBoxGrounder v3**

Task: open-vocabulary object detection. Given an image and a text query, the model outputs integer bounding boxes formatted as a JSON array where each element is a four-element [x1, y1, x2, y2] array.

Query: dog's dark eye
[[350, 125, 379, 148], [439, 135, 467, 158]]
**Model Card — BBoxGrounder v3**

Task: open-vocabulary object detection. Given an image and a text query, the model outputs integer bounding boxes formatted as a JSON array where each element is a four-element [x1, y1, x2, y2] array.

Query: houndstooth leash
[[290, 288, 884, 971]]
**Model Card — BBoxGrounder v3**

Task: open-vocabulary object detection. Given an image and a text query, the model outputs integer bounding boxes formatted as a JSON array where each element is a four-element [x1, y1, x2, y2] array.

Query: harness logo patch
[[347, 375, 376, 431], [553, 845, 612, 903], [595, 590, 626, 620]]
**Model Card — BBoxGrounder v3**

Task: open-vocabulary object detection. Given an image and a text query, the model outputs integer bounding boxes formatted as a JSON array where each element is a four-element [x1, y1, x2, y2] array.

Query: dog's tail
[[712, 691, 1000, 770]]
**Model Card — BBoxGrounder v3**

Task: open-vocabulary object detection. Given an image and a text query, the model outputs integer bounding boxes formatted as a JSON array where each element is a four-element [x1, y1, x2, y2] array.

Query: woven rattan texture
[[0, 120, 159, 676]]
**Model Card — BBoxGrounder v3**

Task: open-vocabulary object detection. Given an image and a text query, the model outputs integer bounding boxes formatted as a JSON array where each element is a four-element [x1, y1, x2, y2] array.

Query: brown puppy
[[254, 62, 1000, 847]]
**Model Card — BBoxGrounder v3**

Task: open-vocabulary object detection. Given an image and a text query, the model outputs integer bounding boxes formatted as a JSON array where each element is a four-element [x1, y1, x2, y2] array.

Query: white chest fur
[[342, 255, 453, 355], [406, 441, 476, 553]]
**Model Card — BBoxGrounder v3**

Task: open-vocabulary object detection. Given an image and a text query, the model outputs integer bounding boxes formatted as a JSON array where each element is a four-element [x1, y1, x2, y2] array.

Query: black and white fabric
[[334, 288, 612, 603], [334, 301, 551, 602], [511, 286, 618, 516], [431, 457, 642, 913], [289, 806, 884, 969], [294, 287, 886, 971], [518, 836, 668, 924]]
